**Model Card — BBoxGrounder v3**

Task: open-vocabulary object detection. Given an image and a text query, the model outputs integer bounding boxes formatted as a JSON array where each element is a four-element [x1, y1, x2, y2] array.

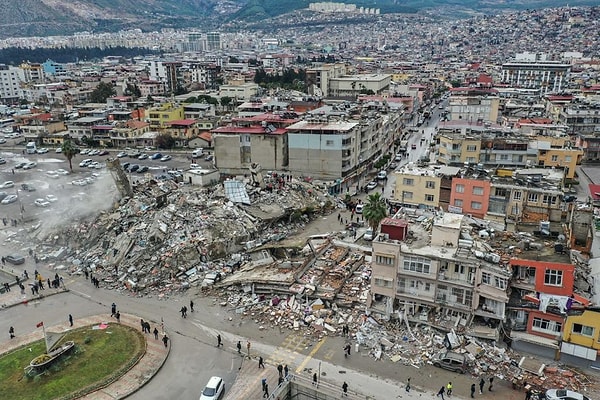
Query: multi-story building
[[561, 309, 600, 363], [437, 125, 484, 166], [501, 59, 571, 95], [327, 74, 392, 98], [0, 64, 23, 103], [19, 62, 45, 83], [147, 103, 184, 129], [110, 120, 152, 148], [392, 165, 460, 210], [305, 63, 348, 97], [447, 87, 500, 124], [369, 212, 510, 339], [449, 176, 491, 219]]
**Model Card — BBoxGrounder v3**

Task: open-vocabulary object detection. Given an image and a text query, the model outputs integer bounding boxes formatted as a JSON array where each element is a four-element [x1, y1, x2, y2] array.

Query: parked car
[[1, 194, 18, 204], [80, 148, 90, 155], [34, 198, 50, 207], [55, 147, 62, 153], [355, 204, 364, 214], [364, 228, 375, 241], [376, 170, 387, 180], [0, 181, 14, 189], [14, 162, 27, 169], [366, 181, 378, 191], [204, 154, 214, 162], [79, 159, 93, 167], [45, 194, 58, 203], [88, 149, 100, 156], [22, 161, 37, 169], [36, 147, 49, 154], [150, 152, 163, 160], [121, 162, 131, 170], [20, 183, 36, 191], [0, 138, 6, 144], [389, 162, 398, 169], [137, 166, 149, 173], [411, 143, 417, 149], [160, 155, 172, 162], [138, 153, 148, 160], [0, 158, 6, 164], [98, 150, 110, 156], [117, 151, 128, 158], [56, 169, 69, 175], [5, 254, 25, 265], [432, 351, 468, 374], [545, 389, 590, 400], [128, 164, 140, 172], [199, 376, 225, 400]]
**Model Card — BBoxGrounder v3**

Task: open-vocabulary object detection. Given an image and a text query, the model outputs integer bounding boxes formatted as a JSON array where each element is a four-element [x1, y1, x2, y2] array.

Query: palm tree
[[363, 192, 388, 231], [61, 139, 78, 172]]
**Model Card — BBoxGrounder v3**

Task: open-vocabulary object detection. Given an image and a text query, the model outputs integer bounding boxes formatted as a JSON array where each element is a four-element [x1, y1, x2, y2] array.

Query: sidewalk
[[0, 313, 170, 399]]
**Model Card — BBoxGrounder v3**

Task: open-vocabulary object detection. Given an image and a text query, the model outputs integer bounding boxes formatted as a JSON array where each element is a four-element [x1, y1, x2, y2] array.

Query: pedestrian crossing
[[265, 332, 313, 366]]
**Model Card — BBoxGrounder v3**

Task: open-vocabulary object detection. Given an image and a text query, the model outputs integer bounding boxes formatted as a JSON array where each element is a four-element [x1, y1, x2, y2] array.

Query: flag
[[36, 321, 43, 328]]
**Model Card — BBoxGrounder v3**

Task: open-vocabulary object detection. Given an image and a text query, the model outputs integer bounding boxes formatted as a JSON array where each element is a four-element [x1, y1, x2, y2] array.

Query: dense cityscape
[[1, 3, 600, 400]]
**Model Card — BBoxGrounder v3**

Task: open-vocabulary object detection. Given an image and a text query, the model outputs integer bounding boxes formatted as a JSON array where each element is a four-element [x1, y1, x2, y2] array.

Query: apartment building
[[392, 165, 460, 210], [447, 87, 500, 124], [305, 63, 347, 97], [147, 103, 184, 129], [501, 59, 571, 95], [369, 212, 510, 340], [449, 177, 491, 219], [0, 64, 23, 103], [561, 309, 600, 362], [327, 74, 392, 98]]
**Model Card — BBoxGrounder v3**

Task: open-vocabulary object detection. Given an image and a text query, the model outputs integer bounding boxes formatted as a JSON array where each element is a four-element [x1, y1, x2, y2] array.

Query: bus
[[0, 118, 15, 127]]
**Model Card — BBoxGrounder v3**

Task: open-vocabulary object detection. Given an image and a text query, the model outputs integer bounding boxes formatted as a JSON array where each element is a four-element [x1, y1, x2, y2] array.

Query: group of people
[[110, 302, 121, 322], [84, 268, 101, 288]]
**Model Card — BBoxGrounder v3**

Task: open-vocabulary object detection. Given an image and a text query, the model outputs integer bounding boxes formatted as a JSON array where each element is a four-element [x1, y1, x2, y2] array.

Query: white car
[[355, 204, 364, 214], [80, 149, 90, 155], [160, 155, 172, 162], [88, 149, 100, 156], [56, 169, 69, 175], [46, 170, 59, 179], [0, 181, 14, 189], [117, 151, 128, 158], [87, 161, 100, 168], [79, 159, 92, 167], [0, 138, 7, 144], [23, 162, 37, 169], [36, 147, 49, 154], [71, 179, 88, 186], [34, 198, 50, 207], [1, 194, 17, 204], [364, 228, 375, 241], [545, 389, 590, 400], [55, 148, 62, 153], [199, 376, 224, 400], [45, 194, 58, 203]]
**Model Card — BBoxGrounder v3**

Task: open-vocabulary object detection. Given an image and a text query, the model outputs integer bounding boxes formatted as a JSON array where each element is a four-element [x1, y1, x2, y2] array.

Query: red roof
[[381, 218, 408, 228], [168, 119, 196, 127], [199, 131, 212, 141]]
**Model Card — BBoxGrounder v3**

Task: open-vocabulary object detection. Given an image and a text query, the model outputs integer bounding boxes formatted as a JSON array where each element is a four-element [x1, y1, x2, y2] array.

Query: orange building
[[449, 177, 491, 219]]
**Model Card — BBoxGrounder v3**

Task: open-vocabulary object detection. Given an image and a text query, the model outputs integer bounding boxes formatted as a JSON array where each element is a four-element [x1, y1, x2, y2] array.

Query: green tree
[[362, 192, 388, 231], [220, 96, 233, 110], [61, 139, 78, 172], [155, 133, 175, 149], [89, 82, 116, 103]]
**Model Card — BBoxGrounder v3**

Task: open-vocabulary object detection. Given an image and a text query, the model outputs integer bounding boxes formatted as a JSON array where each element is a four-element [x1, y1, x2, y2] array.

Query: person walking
[[217, 334, 222, 347], [447, 381, 453, 396], [190, 300, 194, 312], [437, 386, 446, 400], [263, 383, 269, 398], [342, 381, 348, 397], [258, 356, 265, 368], [479, 378, 485, 394], [277, 364, 283, 378], [140, 319, 146, 332], [68, 314, 73, 327], [9, 326, 15, 339], [115, 311, 120, 323], [470, 383, 476, 398], [237, 340, 242, 354], [153, 327, 159, 340], [344, 343, 351, 357], [247, 340, 251, 358], [312, 372, 318, 386], [405, 377, 411, 392], [111, 303, 116, 317], [489, 377, 494, 391], [180, 306, 186, 318], [284, 364, 288, 378], [162, 334, 169, 348], [261, 378, 267, 393]]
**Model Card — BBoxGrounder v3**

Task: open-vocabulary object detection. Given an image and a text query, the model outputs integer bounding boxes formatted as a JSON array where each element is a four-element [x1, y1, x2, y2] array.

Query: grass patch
[[0, 323, 145, 400]]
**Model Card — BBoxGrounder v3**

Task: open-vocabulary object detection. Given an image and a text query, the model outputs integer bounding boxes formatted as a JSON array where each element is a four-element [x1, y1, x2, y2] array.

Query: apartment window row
[[481, 272, 507, 289], [403, 256, 431, 274], [532, 317, 562, 335], [374, 277, 393, 288], [375, 255, 394, 266]]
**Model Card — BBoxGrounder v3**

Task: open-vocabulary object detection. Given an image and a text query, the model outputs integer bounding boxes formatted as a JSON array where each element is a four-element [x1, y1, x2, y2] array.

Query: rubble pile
[[29, 177, 334, 296]]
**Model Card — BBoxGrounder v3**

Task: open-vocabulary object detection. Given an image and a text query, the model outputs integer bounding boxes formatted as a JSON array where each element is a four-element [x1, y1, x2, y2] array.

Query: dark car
[[563, 195, 577, 203], [121, 162, 131, 170], [150, 153, 163, 160], [137, 165, 149, 173], [5, 255, 25, 265], [98, 150, 110, 156], [128, 164, 140, 172], [20, 183, 36, 192]]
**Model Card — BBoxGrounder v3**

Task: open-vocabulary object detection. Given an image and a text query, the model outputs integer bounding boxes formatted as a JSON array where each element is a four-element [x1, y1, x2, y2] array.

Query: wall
[[449, 177, 490, 218]]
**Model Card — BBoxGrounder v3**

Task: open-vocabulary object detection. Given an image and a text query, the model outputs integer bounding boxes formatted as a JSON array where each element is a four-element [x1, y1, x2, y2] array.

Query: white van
[[192, 148, 203, 158], [79, 159, 93, 167]]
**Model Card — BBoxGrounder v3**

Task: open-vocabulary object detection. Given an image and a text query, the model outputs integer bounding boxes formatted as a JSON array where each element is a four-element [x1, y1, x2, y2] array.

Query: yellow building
[[534, 136, 582, 179], [438, 131, 481, 166], [147, 103, 184, 129], [393, 166, 441, 209], [561, 309, 600, 360]]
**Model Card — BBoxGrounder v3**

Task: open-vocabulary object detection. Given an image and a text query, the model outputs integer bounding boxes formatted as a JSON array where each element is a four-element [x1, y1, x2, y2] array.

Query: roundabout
[[0, 313, 170, 400]]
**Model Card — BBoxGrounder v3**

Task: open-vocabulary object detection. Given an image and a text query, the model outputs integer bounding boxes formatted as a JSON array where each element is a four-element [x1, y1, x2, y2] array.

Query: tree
[[89, 82, 116, 103], [61, 139, 78, 172], [362, 192, 388, 231], [155, 133, 175, 149], [220, 96, 233, 110]]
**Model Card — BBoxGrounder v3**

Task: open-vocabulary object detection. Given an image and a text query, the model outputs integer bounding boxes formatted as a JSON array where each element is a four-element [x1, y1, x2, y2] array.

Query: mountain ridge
[[0, 0, 597, 38]]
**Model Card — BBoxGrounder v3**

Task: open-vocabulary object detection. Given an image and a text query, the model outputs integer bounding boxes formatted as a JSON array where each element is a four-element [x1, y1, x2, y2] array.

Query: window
[[403, 256, 431, 274], [452, 143, 461, 150], [471, 201, 482, 210], [455, 184, 465, 193], [402, 191, 413, 200], [494, 277, 507, 290], [426, 181, 436, 189], [527, 193, 538, 202], [403, 178, 414, 186], [425, 194, 434, 202], [451, 287, 472, 306], [513, 191, 522, 200], [543, 195, 557, 205], [374, 277, 393, 288], [500, 154, 510, 160], [466, 145, 477, 152], [573, 324, 594, 337], [494, 188, 507, 197], [544, 269, 563, 286], [551, 155, 558, 162], [375, 255, 394, 265], [326, 140, 334, 146], [532, 317, 562, 334], [565, 156, 572, 162], [454, 264, 465, 274], [481, 272, 491, 285], [472, 186, 484, 195], [454, 199, 463, 207]]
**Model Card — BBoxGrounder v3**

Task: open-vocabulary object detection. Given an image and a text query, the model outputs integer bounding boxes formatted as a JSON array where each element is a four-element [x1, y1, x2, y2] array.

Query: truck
[[398, 140, 408, 153], [26, 141, 37, 154]]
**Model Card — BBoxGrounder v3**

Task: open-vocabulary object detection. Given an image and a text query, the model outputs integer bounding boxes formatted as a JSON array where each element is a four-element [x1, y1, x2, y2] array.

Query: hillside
[[0, 0, 597, 38]]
